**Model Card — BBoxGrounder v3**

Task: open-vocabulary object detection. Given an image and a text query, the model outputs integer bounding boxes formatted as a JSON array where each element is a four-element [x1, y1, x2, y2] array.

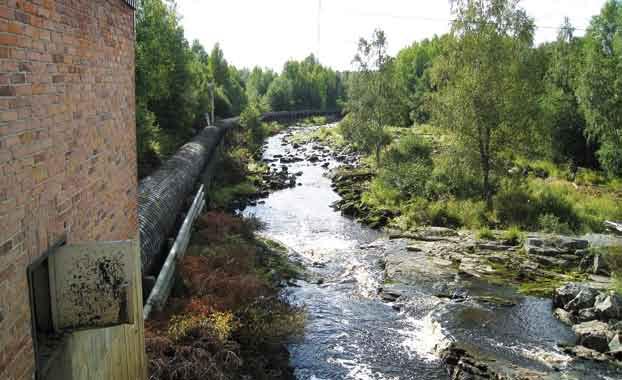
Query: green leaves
[[430, 0, 540, 208], [578, 0, 622, 176]]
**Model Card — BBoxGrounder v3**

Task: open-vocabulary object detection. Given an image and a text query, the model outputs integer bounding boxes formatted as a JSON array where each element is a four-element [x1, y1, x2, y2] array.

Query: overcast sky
[[176, 0, 607, 72]]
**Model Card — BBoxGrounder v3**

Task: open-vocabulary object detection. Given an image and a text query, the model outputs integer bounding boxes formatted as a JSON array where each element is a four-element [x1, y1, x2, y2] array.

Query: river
[[243, 124, 620, 380]]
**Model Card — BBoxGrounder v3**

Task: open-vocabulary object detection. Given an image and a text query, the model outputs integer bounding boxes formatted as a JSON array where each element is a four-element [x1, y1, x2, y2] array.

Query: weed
[[476, 227, 495, 241], [502, 226, 525, 246]]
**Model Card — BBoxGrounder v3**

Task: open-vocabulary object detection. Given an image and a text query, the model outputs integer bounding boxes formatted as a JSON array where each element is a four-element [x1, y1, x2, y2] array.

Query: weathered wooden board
[[48, 240, 137, 332]]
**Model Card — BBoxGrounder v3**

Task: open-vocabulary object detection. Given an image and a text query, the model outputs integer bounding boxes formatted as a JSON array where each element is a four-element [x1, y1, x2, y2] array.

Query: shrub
[[502, 226, 525, 246], [168, 311, 237, 343], [476, 227, 495, 240], [538, 214, 572, 235], [495, 181, 533, 228], [429, 149, 483, 199]]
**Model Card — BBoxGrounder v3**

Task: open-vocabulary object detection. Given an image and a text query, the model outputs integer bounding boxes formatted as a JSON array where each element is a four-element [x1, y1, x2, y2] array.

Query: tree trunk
[[375, 144, 381, 168]]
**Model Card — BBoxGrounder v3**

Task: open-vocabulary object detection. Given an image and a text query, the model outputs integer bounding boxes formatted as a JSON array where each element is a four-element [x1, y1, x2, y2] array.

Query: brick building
[[0, 1, 145, 379]]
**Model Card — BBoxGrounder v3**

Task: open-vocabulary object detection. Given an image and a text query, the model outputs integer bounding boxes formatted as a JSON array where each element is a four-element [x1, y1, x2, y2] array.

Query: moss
[[256, 237, 306, 283], [208, 181, 258, 209]]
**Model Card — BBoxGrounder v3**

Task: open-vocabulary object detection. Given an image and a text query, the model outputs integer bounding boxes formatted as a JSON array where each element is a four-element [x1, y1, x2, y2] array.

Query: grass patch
[[476, 227, 495, 241], [501, 226, 525, 245], [208, 181, 258, 209]]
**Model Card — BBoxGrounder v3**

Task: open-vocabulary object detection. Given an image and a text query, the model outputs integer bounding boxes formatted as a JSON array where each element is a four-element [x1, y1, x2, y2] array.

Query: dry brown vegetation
[[145, 212, 304, 380]]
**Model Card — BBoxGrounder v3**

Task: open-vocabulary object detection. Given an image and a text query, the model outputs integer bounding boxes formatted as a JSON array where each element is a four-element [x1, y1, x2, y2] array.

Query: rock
[[527, 246, 564, 257], [476, 242, 515, 251], [472, 295, 516, 307], [525, 236, 589, 256], [563, 344, 610, 362], [406, 245, 422, 252], [417, 226, 459, 237], [593, 254, 611, 276], [558, 236, 589, 251], [441, 343, 547, 380], [609, 333, 622, 356], [529, 254, 571, 269], [573, 320, 614, 352], [565, 288, 599, 311], [576, 308, 598, 323], [594, 293, 622, 321], [553, 308, 574, 325], [380, 290, 401, 302], [553, 283, 588, 309]]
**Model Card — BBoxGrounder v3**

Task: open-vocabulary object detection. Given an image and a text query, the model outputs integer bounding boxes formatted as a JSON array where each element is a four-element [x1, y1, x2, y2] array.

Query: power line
[[324, 8, 588, 32]]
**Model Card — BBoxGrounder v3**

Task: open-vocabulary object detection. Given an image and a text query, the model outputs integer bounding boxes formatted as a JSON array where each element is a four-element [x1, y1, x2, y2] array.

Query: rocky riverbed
[[242, 123, 622, 379]]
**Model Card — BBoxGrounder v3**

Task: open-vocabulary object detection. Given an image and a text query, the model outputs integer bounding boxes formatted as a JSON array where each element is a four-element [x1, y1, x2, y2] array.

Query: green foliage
[[344, 30, 408, 166], [390, 197, 487, 230], [539, 18, 597, 167], [429, 0, 540, 209], [265, 55, 343, 111], [578, 0, 622, 176], [538, 214, 573, 234], [476, 227, 495, 241], [603, 246, 622, 294], [374, 134, 433, 199], [502, 226, 525, 245], [394, 36, 446, 124]]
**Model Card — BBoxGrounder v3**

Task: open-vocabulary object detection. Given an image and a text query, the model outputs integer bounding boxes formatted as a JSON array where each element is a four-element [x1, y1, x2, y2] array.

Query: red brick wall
[[0, 1, 137, 379]]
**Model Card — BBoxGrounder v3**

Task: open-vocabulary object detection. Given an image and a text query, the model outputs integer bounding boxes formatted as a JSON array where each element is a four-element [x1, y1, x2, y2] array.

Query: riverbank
[[144, 211, 305, 380], [276, 122, 622, 377]]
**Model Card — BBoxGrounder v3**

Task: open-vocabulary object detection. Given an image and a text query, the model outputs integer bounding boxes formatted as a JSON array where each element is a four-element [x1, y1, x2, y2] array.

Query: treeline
[[135, 0, 344, 176], [339, 0, 622, 234], [345, 0, 622, 178]]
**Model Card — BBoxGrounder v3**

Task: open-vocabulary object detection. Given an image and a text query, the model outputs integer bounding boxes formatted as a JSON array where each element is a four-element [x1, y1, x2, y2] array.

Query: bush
[[495, 181, 533, 228], [168, 311, 236, 343], [538, 214, 572, 235], [374, 134, 433, 199], [476, 227, 495, 240], [393, 197, 486, 230], [502, 226, 525, 245], [428, 149, 483, 199]]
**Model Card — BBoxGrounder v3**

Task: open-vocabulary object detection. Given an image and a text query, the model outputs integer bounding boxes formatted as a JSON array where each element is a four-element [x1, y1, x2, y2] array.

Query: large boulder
[[609, 333, 622, 357], [592, 254, 611, 276], [565, 288, 599, 311], [573, 320, 614, 353], [553, 308, 574, 325], [553, 283, 588, 309], [594, 293, 622, 321], [576, 308, 598, 323], [558, 236, 589, 251], [524, 236, 589, 259]]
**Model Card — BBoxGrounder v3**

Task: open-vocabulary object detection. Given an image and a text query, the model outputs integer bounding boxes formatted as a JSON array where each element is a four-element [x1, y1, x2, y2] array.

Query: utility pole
[[207, 81, 215, 126]]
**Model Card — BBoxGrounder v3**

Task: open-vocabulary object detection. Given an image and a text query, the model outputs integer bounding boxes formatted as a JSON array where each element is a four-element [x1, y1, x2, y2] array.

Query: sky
[[176, 0, 607, 72]]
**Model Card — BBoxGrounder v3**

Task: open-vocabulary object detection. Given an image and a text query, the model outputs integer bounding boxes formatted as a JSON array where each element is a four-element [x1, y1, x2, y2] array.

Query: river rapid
[[243, 124, 620, 380]]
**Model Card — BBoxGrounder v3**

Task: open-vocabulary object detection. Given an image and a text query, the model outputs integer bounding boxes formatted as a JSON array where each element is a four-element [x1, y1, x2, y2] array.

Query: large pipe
[[137, 110, 340, 278], [143, 185, 205, 320]]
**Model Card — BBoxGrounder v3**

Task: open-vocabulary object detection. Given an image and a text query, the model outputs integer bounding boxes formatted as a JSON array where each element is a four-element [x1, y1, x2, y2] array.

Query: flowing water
[[243, 124, 621, 380]]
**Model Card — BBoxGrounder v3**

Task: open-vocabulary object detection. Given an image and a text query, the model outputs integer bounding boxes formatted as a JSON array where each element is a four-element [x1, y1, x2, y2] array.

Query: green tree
[[429, 0, 539, 210], [540, 19, 596, 167], [343, 29, 407, 167], [578, 0, 622, 176], [394, 36, 447, 124]]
